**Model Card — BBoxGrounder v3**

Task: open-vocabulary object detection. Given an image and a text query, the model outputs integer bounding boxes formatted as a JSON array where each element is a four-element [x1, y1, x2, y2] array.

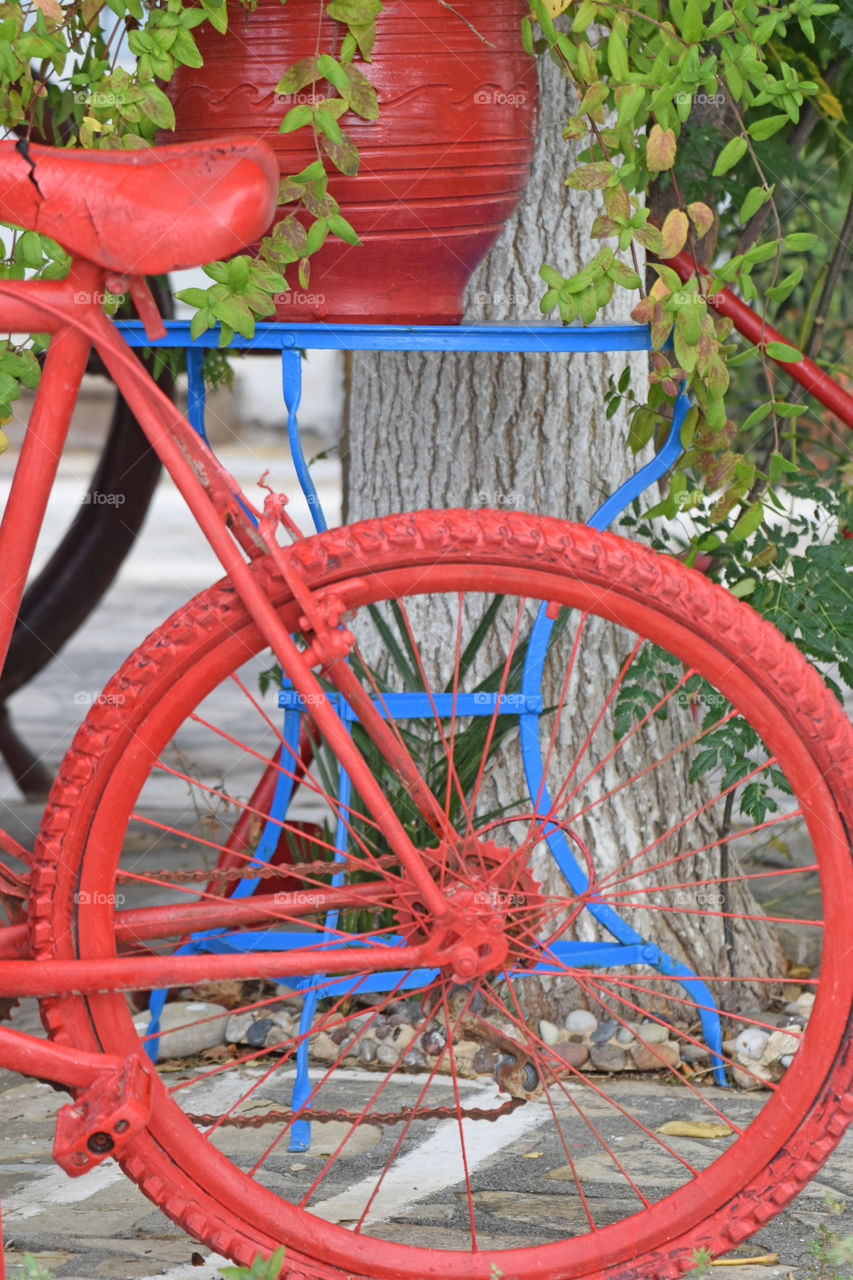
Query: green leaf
[[316, 52, 351, 98], [305, 217, 329, 256], [340, 61, 378, 118], [607, 259, 642, 289], [747, 114, 788, 141], [739, 184, 773, 223], [765, 341, 803, 362], [313, 106, 344, 144], [773, 401, 808, 417], [712, 135, 748, 176], [766, 267, 802, 303], [740, 403, 772, 432], [768, 451, 799, 486], [275, 57, 320, 95], [280, 103, 314, 133], [785, 232, 818, 250], [175, 287, 211, 308], [328, 212, 360, 245], [189, 308, 210, 340], [565, 161, 615, 190], [138, 81, 175, 129], [607, 28, 629, 80], [730, 501, 764, 541], [572, 0, 597, 30]]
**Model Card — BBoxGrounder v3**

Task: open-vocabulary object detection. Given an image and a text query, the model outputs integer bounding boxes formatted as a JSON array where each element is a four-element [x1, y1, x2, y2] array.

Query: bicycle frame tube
[[0, 263, 101, 673], [0, 262, 452, 923]]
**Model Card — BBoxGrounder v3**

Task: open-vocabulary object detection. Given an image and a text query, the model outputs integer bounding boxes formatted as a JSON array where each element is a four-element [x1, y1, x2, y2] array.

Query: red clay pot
[[166, 0, 538, 323]]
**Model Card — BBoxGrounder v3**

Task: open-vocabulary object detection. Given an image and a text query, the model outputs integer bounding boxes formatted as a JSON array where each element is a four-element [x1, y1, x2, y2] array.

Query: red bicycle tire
[[28, 509, 853, 1280]]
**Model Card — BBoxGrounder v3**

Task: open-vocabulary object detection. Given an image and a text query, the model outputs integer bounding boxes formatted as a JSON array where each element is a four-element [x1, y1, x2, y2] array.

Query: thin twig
[[804, 184, 853, 361]]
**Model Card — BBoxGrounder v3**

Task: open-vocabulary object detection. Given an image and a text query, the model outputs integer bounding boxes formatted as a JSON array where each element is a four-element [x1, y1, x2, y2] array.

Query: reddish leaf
[[566, 161, 616, 190], [659, 209, 689, 258], [646, 123, 676, 172], [604, 183, 631, 219], [687, 201, 714, 239], [634, 222, 663, 254]]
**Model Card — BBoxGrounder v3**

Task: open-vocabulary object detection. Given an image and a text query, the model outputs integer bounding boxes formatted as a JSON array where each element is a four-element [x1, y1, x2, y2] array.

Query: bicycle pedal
[[53, 1054, 153, 1177]]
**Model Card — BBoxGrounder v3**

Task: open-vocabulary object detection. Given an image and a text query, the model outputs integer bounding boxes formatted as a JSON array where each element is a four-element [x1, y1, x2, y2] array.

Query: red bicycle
[[0, 136, 851, 1280]]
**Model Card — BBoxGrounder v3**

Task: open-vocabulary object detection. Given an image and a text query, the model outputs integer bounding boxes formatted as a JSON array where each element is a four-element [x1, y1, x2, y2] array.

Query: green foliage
[[798, 1195, 853, 1280], [528, 0, 853, 542], [219, 1245, 286, 1280], [10, 1254, 55, 1280], [0, 0, 380, 343]]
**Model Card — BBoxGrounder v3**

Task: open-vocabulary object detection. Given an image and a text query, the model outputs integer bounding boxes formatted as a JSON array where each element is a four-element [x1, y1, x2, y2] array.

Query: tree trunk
[[342, 55, 783, 1018]]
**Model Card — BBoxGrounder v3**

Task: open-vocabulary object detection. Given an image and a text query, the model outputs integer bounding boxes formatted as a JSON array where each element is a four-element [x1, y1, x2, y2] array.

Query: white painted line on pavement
[[308, 1083, 544, 1227], [4, 1159, 125, 1220]]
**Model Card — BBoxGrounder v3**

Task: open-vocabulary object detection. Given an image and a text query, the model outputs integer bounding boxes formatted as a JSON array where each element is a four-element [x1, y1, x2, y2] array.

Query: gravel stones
[[630, 1041, 680, 1071], [134, 1000, 228, 1058], [538, 1019, 560, 1046], [638, 1021, 669, 1045], [734, 1028, 769, 1061], [565, 1010, 597, 1037], [551, 1040, 590, 1069], [589, 1043, 627, 1072]]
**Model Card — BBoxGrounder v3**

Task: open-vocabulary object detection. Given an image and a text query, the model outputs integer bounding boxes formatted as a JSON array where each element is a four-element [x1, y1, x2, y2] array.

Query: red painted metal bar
[[668, 250, 853, 429], [0, 272, 96, 670], [0, 940, 435, 1000], [0, 1024, 124, 1088], [111, 883, 395, 942]]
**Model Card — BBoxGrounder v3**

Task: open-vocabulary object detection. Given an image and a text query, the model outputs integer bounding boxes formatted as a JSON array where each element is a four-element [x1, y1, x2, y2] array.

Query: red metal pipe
[[0, 940, 433, 999], [0, 1024, 123, 1088], [112, 882, 393, 942], [668, 250, 853, 429]]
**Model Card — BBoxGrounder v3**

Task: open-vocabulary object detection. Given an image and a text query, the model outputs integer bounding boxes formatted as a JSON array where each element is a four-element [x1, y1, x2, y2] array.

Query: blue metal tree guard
[[121, 320, 726, 1149]]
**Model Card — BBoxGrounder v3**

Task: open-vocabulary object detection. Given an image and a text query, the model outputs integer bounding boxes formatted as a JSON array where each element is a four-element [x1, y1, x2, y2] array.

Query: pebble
[[246, 1018, 272, 1048], [422, 1029, 447, 1056], [631, 1040, 680, 1071], [225, 1011, 254, 1044], [565, 1010, 597, 1037], [539, 1019, 560, 1046], [359, 1038, 378, 1065], [638, 1021, 669, 1045], [377, 1043, 398, 1067], [589, 1043, 628, 1072], [403, 1047, 428, 1070], [264, 1022, 292, 1049], [134, 1000, 228, 1059], [551, 1040, 590, 1069], [471, 1047, 496, 1075], [780, 1054, 794, 1069], [680, 1043, 710, 1064], [760, 1028, 801, 1066], [734, 1028, 769, 1061], [391, 1024, 416, 1051], [616, 1025, 635, 1045], [591, 1019, 618, 1044], [733, 1063, 773, 1089]]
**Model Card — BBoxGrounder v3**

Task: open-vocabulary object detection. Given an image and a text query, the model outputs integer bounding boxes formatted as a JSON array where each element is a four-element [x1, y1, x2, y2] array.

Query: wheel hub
[[395, 834, 544, 980]]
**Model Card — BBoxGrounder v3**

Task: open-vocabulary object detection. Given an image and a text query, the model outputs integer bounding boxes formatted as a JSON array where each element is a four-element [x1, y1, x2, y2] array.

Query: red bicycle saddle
[[0, 138, 279, 274]]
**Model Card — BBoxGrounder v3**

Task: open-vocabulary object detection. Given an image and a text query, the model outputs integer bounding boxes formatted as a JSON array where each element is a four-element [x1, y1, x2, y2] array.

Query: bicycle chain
[[134, 857, 544, 1126], [119, 851, 398, 887], [185, 1096, 524, 1129]]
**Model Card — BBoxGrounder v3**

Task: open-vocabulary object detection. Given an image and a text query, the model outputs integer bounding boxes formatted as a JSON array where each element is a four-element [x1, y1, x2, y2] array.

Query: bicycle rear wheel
[[30, 510, 853, 1280]]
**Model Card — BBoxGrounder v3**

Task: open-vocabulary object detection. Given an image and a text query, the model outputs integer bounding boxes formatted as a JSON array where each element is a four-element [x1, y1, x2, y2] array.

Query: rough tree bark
[[341, 56, 783, 1018]]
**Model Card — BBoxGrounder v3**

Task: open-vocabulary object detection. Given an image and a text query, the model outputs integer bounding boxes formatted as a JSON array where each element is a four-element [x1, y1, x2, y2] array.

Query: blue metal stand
[[126, 322, 725, 1115]]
